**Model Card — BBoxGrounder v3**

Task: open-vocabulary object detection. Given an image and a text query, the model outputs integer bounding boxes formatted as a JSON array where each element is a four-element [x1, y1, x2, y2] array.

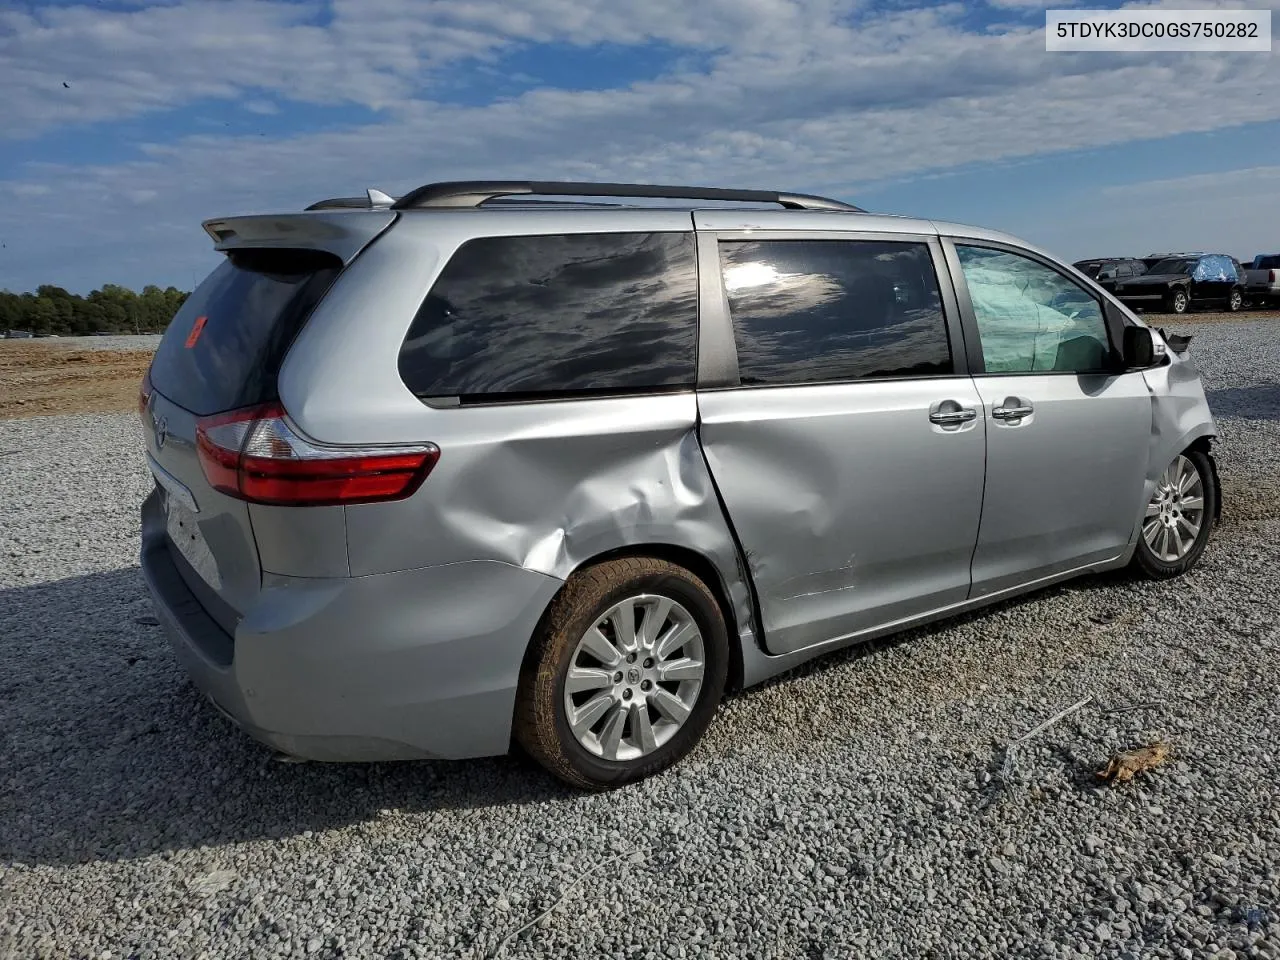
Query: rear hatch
[[141, 212, 394, 631]]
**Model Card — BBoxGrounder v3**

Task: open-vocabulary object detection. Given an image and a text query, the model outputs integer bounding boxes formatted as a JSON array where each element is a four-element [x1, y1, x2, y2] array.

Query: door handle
[[929, 406, 978, 426], [992, 398, 1034, 421]]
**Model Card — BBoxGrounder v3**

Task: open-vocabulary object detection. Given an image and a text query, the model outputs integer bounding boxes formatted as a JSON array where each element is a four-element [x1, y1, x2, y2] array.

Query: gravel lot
[[2, 319, 1278, 959], [19, 335, 166, 352]]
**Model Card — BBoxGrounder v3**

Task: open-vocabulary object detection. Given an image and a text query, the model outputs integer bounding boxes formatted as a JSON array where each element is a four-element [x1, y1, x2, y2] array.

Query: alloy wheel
[[562, 594, 705, 762], [1143, 454, 1206, 561]]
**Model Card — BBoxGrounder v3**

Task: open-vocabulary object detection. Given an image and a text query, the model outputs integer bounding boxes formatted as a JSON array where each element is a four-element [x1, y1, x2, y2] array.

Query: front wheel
[[1131, 449, 1217, 579], [514, 557, 729, 789]]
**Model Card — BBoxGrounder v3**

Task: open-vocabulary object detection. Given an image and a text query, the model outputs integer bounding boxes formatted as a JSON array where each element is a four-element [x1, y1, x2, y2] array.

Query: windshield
[[1147, 258, 1196, 276]]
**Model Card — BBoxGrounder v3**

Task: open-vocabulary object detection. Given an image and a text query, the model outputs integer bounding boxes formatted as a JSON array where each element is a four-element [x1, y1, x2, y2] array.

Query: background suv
[[1115, 253, 1244, 314], [1073, 258, 1149, 294], [139, 180, 1220, 788]]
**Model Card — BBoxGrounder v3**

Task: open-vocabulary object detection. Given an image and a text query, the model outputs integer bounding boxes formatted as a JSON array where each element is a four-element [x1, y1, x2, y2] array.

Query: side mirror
[[1121, 325, 1161, 369]]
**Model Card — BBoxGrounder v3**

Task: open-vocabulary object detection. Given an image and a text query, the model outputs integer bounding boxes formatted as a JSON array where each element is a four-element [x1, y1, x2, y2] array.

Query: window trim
[[398, 229, 701, 407], [696, 230, 970, 391], [941, 237, 1124, 378]]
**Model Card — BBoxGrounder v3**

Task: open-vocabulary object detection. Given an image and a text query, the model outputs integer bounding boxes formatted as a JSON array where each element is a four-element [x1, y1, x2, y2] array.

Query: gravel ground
[[16, 335, 166, 352], [2, 320, 1279, 959]]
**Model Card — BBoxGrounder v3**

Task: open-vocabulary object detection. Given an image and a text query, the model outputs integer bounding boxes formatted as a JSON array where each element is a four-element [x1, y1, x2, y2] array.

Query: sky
[[1, 0, 1278, 294]]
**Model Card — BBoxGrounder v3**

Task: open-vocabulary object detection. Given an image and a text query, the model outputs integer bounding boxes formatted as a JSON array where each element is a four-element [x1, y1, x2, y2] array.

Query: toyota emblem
[[154, 415, 168, 449]]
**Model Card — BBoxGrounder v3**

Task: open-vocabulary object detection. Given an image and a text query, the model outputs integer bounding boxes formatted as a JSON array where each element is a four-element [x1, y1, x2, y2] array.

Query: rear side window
[[398, 232, 697, 401], [150, 249, 341, 416], [719, 239, 952, 386]]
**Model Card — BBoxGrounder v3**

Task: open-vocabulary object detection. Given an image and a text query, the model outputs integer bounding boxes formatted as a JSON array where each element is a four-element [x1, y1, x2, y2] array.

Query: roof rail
[[389, 180, 863, 212]]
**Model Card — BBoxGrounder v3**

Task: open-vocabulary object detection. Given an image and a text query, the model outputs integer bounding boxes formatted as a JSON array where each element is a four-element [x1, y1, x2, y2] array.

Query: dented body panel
[[1138, 331, 1220, 530], [340, 393, 756, 641], [697, 378, 986, 655]]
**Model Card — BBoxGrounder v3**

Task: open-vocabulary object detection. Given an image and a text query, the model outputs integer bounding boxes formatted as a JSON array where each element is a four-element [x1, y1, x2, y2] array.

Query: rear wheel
[[1228, 288, 1243, 312], [1169, 288, 1190, 314], [1131, 450, 1217, 579], [514, 557, 728, 789]]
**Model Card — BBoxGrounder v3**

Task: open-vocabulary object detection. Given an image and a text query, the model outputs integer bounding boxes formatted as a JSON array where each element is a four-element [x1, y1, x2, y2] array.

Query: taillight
[[138, 368, 153, 420], [1271, 270, 1277, 283], [195, 403, 439, 506]]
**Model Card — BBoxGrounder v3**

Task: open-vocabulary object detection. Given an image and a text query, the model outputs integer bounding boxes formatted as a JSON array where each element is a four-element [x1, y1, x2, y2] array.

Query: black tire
[[514, 557, 729, 789], [1169, 288, 1190, 314], [1228, 288, 1243, 312], [1130, 448, 1218, 580]]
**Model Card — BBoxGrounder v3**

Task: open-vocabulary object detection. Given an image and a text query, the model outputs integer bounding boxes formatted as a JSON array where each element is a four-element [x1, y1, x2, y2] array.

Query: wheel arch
[[1185, 434, 1222, 525], [526, 542, 751, 693]]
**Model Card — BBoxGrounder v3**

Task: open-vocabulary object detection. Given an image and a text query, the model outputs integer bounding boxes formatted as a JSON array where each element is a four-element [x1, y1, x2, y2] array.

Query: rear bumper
[[140, 501, 564, 761]]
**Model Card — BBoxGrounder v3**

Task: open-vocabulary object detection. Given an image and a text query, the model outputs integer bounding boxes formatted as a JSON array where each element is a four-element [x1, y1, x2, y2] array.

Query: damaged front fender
[[1140, 332, 1220, 529]]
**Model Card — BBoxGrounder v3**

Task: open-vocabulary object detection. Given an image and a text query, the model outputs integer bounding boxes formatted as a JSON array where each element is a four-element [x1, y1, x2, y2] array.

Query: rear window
[[1256, 255, 1280, 270], [1148, 258, 1196, 276], [398, 232, 697, 402], [150, 248, 341, 415]]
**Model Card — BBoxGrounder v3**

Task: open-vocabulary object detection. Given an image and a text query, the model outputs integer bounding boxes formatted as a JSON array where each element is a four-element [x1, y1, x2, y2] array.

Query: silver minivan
[[139, 180, 1220, 788]]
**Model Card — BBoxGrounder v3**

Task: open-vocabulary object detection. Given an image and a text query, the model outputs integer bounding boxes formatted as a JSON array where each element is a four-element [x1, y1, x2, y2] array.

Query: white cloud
[[1101, 165, 1280, 198], [1003, 165, 1280, 262], [243, 99, 281, 115], [0, 0, 1278, 290], [985, 0, 1073, 9]]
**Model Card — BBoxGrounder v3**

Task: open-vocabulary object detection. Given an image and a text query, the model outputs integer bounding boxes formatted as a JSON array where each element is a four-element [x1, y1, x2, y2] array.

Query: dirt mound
[[0, 342, 154, 419]]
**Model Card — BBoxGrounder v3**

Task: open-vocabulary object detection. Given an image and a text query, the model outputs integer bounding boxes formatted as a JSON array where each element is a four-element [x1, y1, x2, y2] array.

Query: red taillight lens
[[1271, 269, 1277, 283], [138, 368, 153, 420], [195, 403, 438, 506]]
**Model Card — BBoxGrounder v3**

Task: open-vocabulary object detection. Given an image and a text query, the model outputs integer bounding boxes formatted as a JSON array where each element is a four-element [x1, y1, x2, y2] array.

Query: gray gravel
[[2, 320, 1279, 959], [13, 334, 165, 352]]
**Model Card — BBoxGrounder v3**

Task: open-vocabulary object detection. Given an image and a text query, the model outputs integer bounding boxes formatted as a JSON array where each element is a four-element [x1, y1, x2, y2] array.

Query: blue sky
[[1, 0, 1278, 293]]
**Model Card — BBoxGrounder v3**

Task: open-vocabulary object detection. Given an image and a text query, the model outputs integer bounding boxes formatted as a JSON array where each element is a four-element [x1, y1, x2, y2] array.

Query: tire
[[1131, 448, 1218, 580], [1169, 288, 1189, 314], [1228, 288, 1243, 312], [514, 557, 729, 789]]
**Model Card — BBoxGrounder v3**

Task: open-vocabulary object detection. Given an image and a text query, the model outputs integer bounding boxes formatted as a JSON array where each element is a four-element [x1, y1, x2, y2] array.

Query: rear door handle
[[929, 405, 978, 426], [992, 398, 1034, 421]]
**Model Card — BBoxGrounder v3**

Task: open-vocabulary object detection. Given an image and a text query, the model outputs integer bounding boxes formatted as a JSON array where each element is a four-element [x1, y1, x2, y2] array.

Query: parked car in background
[[1141, 252, 1204, 271], [1074, 258, 1148, 294], [138, 179, 1221, 788], [1243, 254, 1280, 306], [4, 330, 35, 339], [1073, 258, 1122, 278], [1116, 253, 1244, 314]]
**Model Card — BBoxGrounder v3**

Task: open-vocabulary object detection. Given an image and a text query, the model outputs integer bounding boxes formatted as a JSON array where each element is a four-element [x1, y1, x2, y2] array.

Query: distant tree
[[0, 282, 191, 335]]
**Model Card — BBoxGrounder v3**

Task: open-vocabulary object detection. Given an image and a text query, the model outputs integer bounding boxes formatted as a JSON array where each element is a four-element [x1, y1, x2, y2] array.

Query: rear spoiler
[[201, 210, 397, 265]]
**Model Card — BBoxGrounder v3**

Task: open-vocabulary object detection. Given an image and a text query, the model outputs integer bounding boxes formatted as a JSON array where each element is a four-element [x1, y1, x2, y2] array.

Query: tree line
[[0, 284, 189, 336]]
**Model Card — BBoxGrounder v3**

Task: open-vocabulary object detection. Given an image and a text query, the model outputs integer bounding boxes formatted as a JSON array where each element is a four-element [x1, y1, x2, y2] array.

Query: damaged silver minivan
[[139, 180, 1220, 788]]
